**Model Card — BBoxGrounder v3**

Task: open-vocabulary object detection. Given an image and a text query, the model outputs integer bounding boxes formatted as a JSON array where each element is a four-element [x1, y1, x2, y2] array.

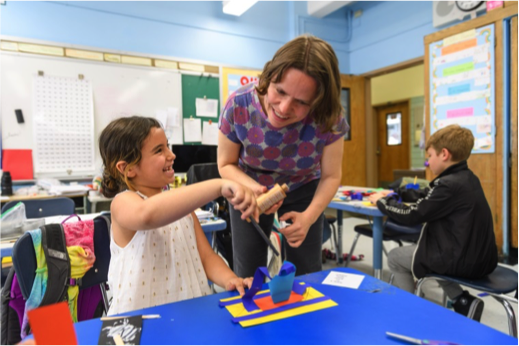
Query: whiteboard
[[1, 51, 182, 178]]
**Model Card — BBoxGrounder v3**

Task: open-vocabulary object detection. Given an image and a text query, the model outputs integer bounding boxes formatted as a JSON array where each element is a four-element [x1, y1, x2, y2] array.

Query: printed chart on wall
[[429, 24, 495, 153], [33, 74, 95, 175]]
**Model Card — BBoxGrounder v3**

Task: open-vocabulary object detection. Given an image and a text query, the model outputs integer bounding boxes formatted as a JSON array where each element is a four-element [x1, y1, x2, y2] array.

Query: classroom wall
[[0, 1, 445, 75], [1, 1, 352, 72], [371, 64, 425, 105], [343, 1, 437, 74]]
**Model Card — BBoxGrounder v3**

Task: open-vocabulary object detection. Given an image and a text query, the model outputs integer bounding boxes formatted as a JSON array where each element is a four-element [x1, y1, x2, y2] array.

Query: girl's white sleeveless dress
[[107, 191, 211, 315]]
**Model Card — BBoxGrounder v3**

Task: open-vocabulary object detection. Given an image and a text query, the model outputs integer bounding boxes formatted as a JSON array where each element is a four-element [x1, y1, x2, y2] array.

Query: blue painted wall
[[1, 1, 443, 74]]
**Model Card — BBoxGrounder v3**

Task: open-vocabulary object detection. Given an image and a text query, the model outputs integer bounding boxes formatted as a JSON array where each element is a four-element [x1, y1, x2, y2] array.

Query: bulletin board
[[220, 67, 261, 106], [1, 51, 182, 178], [429, 24, 495, 153], [181, 74, 220, 145]]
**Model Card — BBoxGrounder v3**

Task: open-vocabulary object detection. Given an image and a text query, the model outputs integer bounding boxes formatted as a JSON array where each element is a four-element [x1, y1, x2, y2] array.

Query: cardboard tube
[[256, 184, 289, 214]]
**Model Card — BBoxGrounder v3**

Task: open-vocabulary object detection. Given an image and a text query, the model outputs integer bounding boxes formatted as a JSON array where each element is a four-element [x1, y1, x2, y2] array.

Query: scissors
[[386, 332, 460, 345]]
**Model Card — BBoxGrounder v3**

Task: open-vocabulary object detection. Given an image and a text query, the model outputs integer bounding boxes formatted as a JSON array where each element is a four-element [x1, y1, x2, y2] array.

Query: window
[[386, 112, 402, 146]]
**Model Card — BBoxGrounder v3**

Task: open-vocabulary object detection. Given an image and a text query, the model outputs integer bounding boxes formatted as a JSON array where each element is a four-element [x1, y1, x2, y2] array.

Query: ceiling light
[[222, 0, 258, 16]]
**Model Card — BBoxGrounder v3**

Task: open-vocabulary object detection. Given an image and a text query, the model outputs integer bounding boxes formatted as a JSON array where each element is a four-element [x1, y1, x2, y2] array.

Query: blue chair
[[1, 197, 75, 218], [415, 264, 518, 337], [12, 213, 112, 313], [345, 219, 422, 268]]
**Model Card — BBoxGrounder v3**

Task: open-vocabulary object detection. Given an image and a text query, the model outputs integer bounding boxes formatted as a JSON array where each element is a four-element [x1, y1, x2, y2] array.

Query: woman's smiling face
[[262, 68, 317, 128]]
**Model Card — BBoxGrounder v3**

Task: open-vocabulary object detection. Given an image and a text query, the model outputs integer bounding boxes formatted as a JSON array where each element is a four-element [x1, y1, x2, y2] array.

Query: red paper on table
[[27, 302, 78, 345], [2, 149, 33, 180]]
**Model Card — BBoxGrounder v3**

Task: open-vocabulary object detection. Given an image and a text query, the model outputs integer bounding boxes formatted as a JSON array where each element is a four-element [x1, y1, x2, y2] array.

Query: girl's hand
[[225, 277, 253, 296], [278, 211, 312, 248], [221, 180, 258, 221]]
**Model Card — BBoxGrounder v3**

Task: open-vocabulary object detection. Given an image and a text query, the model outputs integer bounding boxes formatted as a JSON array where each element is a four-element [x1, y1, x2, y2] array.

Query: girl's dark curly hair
[[99, 116, 161, 198]]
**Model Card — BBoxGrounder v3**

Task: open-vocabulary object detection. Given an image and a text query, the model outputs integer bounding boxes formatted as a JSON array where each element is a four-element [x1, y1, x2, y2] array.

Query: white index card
[[322, 271, 364, 289]]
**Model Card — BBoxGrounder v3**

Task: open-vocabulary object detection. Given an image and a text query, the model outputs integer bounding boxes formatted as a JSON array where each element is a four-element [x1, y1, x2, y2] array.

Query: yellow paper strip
[[224, 286, 337, 327], [121, 55, 152, 66], [178, 62, 205, 72], [66, 48, 103, 61], [104, 53, 121, 63], [204, 65, 219, 74], [18, 43, 64, 56], [154, 59, 178, 70], [443, 29, 476, 47], [1, 41, 18, 51]]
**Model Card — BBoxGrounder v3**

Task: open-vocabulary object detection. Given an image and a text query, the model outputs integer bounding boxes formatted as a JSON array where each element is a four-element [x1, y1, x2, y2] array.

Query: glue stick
[[256, 184, 289, 215]]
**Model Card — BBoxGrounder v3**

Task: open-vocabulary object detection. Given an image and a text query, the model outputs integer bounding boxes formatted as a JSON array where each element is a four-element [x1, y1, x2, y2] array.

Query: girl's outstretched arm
[[111, 179, 257, 232]]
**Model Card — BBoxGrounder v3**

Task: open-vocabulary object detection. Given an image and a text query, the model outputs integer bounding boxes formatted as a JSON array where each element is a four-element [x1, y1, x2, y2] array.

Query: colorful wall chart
[[429, 24, 495, 153]]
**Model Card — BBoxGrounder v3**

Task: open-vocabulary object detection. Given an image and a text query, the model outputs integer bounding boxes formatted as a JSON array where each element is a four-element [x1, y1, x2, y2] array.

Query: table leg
[[336, 210, 343, 264], [372, 216, 383, 279]]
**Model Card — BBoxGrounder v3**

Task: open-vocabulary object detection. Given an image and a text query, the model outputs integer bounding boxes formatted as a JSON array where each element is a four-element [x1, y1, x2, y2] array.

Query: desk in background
[[69, 267, 516, 344], [328, 186, 386, 279]]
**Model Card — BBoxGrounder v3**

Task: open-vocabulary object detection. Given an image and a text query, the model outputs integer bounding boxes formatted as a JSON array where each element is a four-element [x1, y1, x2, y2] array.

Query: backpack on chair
[[0, 215, 109, 344]]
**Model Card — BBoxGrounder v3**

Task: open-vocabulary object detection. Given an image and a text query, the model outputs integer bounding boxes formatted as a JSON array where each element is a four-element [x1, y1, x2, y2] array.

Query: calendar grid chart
[[32, 74, 95, 177]]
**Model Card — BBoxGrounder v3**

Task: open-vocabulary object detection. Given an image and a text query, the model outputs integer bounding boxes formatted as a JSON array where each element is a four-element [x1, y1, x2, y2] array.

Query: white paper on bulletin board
[[429, 24, 495, 153], [32, 74, 95, 176], [183, 118, 202, 142], [195, 97, 218, 117]]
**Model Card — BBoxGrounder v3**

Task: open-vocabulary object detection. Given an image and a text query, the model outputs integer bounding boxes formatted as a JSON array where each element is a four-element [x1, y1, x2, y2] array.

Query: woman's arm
[[217, 132, 266, 196], [193, 212, 252, 295], [279, 139, 343, 247]]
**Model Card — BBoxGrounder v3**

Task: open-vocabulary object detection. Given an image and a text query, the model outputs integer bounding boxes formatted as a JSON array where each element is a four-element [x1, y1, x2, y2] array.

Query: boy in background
[[369, 124, 497, 321]]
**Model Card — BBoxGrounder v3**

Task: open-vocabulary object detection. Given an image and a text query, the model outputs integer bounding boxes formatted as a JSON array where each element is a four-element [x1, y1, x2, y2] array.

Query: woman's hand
[[225, 277, 253, 296], [221, 180, 258, 221], [277, 211, 312, 248], [262, 200, 283, 215]]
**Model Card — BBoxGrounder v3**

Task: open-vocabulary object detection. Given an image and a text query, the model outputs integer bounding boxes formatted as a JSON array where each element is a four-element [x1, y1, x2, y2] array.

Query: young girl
[[99, 116, 257, 315]]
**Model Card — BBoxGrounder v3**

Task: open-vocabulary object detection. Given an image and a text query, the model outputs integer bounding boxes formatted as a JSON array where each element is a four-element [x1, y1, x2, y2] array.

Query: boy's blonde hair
[[425, 124, 474, 162]]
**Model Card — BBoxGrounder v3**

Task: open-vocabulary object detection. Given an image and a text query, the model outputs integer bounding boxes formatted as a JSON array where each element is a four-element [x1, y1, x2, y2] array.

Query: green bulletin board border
[[181, 74, 220, 145]]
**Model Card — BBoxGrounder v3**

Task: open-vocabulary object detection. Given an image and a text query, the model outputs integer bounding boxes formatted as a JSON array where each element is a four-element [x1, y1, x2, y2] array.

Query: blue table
[[69, 267, 516, 344], [328, 198, 385, 279]]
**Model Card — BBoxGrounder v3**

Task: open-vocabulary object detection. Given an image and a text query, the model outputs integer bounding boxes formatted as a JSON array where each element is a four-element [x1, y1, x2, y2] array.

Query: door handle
[[376, 147, 381, 156]]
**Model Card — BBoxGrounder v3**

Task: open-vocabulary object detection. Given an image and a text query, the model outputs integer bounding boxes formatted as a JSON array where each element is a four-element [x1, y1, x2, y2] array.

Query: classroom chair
[[345, 219, 422, 269], [1, 197, 75, 218], [415, 264, 518, 337], [323, 215, 340, 259], [12, 213, 112, 314]]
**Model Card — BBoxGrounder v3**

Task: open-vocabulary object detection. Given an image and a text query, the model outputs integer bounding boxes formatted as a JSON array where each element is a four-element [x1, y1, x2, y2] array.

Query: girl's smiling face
[[261, 68, 317, 128], [129, 127, 175, 196]]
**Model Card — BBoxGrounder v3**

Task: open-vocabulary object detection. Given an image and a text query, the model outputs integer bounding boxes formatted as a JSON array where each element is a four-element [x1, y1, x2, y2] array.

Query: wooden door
[[375, 101, 410, 187], [511, 16, 518, 249], [340, 75, 366, 187]]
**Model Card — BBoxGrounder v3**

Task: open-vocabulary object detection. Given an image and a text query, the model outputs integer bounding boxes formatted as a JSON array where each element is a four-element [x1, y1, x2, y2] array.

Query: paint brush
[[249, 217, 280, 257]]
